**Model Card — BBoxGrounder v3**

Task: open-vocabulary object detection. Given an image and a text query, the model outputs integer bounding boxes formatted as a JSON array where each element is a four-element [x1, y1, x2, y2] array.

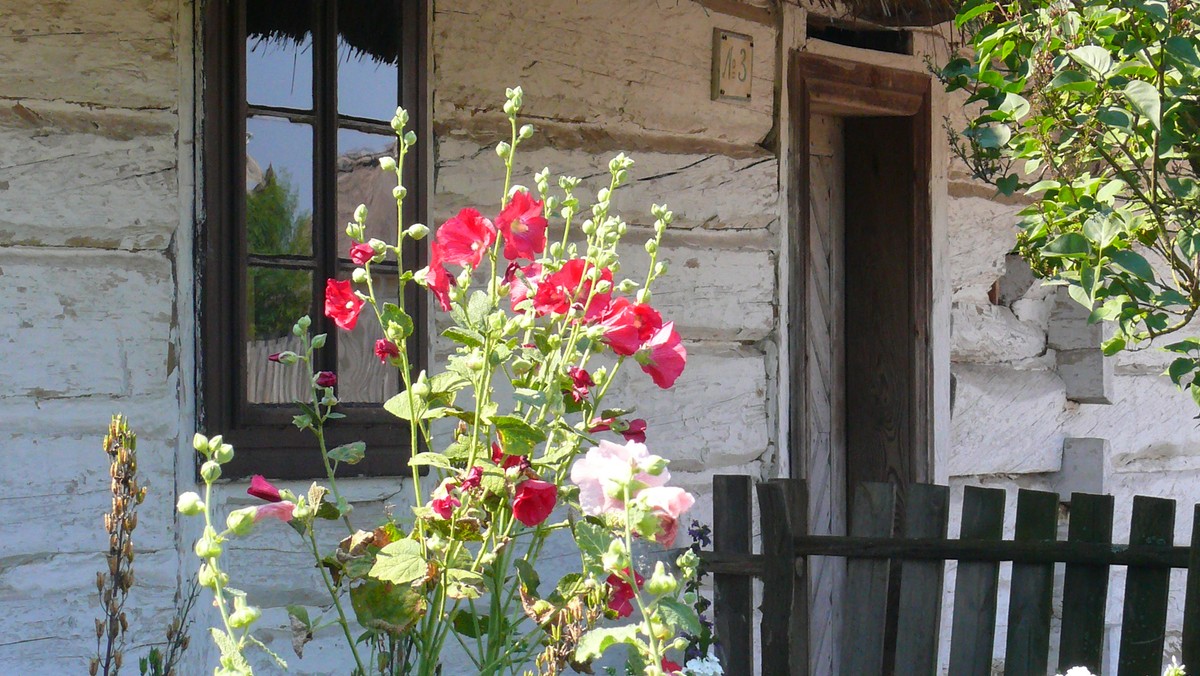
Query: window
[[200, 0, 427, 479]]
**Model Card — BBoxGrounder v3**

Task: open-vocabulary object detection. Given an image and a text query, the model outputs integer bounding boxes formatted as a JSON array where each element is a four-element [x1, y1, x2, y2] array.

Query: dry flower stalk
[[91, 415, 146, 676]]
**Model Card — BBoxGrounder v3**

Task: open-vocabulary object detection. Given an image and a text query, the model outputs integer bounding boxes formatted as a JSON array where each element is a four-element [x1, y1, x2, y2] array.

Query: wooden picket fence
[[700, 475, 1200, 675]]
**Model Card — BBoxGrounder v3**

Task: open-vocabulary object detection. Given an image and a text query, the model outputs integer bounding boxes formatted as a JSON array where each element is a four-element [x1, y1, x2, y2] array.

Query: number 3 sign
[[711, 29, 753, 102]]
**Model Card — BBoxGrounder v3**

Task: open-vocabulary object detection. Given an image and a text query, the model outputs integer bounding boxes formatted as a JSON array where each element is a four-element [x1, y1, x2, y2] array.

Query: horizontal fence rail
[[701, 475, 1200, 676]]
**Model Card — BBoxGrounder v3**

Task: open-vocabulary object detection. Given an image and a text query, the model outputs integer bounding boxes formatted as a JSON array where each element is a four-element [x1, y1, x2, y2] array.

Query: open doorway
[[787, 51, 933, 674]]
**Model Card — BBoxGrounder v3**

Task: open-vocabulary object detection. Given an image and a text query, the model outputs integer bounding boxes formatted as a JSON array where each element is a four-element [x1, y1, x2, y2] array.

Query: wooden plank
[[948, 486, 1006, 676], [1004, 489, 1059, 675], [1117, 495, 1176, 676], [784, 535, 1185, 567], [840, 482, 897, 674], [1183, 504, 1200, 669], [758, 480, 806, 675], [1058, 493, 1114, 673], [893, 483, 950, 675], [712, 475, 754, 676], [773, 478, 810, 674]]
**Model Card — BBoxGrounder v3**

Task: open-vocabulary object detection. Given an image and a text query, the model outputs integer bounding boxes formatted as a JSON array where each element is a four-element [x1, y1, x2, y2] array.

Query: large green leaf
[[493, 415, 547, 457], [1068, 45, 1112, 77], [370, 539, 427, 586], [1110, 250, 1155, 282], [574, 626, 640, 662], [350, 578, 426, 636], [656, 597, 702, 636], [1042, 233, 1090, 258], [1123, 80, 1161, 130], [328, 441, 365, 465]]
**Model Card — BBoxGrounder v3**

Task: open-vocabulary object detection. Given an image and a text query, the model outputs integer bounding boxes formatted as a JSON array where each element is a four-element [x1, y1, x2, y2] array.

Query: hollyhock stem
[[622, 483, 664, 667], [305, 528, 366, 673]]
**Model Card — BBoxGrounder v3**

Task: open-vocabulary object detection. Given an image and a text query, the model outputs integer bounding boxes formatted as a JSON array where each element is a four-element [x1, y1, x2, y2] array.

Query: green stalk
[[305, 528, 367, 674]]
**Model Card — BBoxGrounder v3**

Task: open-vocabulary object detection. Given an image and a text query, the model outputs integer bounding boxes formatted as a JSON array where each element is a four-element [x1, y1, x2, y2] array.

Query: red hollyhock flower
[[496, 190, 548, 261], [460, 466, 484, 491], [566, 366, 594, 403], [425, 241, 455, 312], [505, 262, 543, 310], [587, 417, 648, 443], [491, 441, 526, 471], [662, 658, 684, 675], [431, 494, 459, 520], [247, 474, 282, 503], [599, 297, 663, 356], [315, 371, 338, 388], [324, 278, 365, 331], [512, 479, 557, 527], [348, 242, 376, 266], [267, 352, 283, 363], [374, 339, 400, 363], [531, 259, 612, 321], [636, 322, 686, 389], [622, 418, 647, 443], [435, 208, 496, 268], [604, 569, 644, 618]]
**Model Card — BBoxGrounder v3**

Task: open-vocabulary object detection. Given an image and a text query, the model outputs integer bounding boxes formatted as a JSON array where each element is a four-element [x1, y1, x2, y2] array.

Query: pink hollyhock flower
[[505, 262, 543, 310], [247, 474, 282, 503], [315, 371, 337, 388], [605, 569, 644, 618], [267, 352, 283, 363], [639, 486, 696, 547], [460, 465, 484, 491], [512, 479, 557, 527], [599, 297, 663, 356], [570, 439, 669, 516], [435, 208, 496, 268], [324, 278, 365, 331], [622, 418, 647, 444], [429, 479, 460, 519], [566, 366, 593, 403], [425, 241, 456, 312], [254, 501, 295, 523], [531, 259, 612, 321], [349, 242, 376, 266], [636, 322, 686, 389], [374, 339, 400, 363], [496, 190, 548, 261]]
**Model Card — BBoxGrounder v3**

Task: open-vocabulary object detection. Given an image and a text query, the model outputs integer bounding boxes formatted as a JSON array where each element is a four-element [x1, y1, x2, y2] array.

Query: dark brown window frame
[[199, 0, 428, 479]]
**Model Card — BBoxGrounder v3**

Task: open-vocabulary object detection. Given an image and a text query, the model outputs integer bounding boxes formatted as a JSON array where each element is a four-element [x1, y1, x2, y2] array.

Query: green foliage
[[945, 0, 1200, 392], [245, 169, 312, 339]]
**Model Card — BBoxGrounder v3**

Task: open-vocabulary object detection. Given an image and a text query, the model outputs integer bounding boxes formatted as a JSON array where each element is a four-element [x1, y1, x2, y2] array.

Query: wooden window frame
[[199, 0, 429, 479]]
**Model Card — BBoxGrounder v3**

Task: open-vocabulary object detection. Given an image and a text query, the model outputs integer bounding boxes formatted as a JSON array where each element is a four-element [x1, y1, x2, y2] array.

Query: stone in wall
[[950, 301, 1046, 365], [432, 0, 775, 150], [949, 365, 1068, 476], [947, 195, 1024, 303]]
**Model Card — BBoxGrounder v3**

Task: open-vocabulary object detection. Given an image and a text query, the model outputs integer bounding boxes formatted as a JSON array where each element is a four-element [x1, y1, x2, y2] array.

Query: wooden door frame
[[786, 50, 934, 486]]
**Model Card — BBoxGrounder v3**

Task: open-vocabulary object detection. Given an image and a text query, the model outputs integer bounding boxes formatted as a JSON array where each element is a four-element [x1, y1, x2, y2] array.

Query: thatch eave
[[808, 0, 958, 27]]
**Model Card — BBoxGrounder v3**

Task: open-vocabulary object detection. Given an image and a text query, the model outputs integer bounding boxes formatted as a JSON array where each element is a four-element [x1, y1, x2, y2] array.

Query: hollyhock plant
[[181, 89, 707, 676]]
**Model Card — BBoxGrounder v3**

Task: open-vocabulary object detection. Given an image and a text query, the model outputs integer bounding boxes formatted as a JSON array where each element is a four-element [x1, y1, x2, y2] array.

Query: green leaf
[[493, 415, 547, 457], [443, 326, 484, 348], [955, 1, 995, 28], [380, 303, 413, 343], [1101, 335, 1126, 357], [572, 520, 610, 576], [1168, 357, 1195, 385], [328, 441, 366, 465], [1095, 179, 1126, 205], [1068, 45, 1112, 77], [350, 578, 426, 636], [512, 388, 547, 409], [1049, 69, 1095, 92], [370, 540, 427, 586], [1123, 80, 1161, 130], [997, 92, 1030, 120], [1096, 107, 1134, 130], [1083, 213, 1121, 249], [1110, 250, 1154, 282], [466, 291, 493, 328], [451, 609, 487, 639], [574, 626, 640, 662], [656, 597, 702, 636], [383, 392, 453, 421], [408, 452, 455, 470], [513, 559, 541, 593], [968, 123, 1011, 149], [1042, 233, 1090, 257], [1165, 36, 1200, 74]]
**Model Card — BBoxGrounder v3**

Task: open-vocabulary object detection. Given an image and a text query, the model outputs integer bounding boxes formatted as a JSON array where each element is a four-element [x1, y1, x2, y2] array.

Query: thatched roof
[[812, 0, 958, 27], [247, 1, 401, 64]]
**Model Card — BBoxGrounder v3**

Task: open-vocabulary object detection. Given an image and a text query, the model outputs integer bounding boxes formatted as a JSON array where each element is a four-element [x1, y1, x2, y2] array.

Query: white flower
[[1057, 668, 1095, 676], [684, 647, 724, 676]]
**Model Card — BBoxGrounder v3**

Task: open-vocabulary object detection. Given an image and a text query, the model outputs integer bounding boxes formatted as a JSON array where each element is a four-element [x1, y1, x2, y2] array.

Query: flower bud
[[311, 333, 327, 350], [636, 288, 651, 304], [212, 443, 234, 464], [193, 534, 222, 559], [228, 605, 261, 629], [393, 185, 407, 201], [496, 141, 512, 159], [176, 492, 205, 516], [200, 461, 221, 483], [646, 561, 677, 595], [410, 381, 430, 397], [379, 156, 398, 172], [602, 539, 630, 573], [653, 261, 668, 277], [352, 268, 369, 284], [503, 100, 518, 116], [644, 239, 659, 254], [643, 455, 669, 476], [394, 107, 410, 126], [192, 433, 209, 452], [354, 204, 368, 224], [225, 507, 257, 536], [519, 124, 534, 139], [512, 358, 533, 375]]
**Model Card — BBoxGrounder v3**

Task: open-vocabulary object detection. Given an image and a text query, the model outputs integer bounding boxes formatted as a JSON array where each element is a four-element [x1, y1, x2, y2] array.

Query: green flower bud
[[403, 130, 417, 147], [392, 185, 407, 201], [636, 289, 651, 304], [653, 261, 668, 277], [228, 605, 261, 629], [406, 223, 429, 240], [177, 491, 205, 516], [194, 533, 222, 558], [410, 381, 430, 397], [345, 222, 365, 242], [466, 353, 485, 371], [192, 433, 209, 453], [226, 507, 257, 536], [643, 454, 669, 476], [200, 460, 222, 483], [394, 107, 409, 126], [273, 350, 299, 365], [311, 333, 327, 350], [616, 279, 638, 293], [379, 156, 398, 172], [496, 141, 512, 159], [352, 267, 369, 284], [519, 124, 534, 139], [602, 539, 630, 573], [354, 204, 368, 224], [197, 562, 220, 588], [644, 239, 659, 254], [503, 100, 518, 116], [646, 561, 677, 595], [212, 443, 235, 465]]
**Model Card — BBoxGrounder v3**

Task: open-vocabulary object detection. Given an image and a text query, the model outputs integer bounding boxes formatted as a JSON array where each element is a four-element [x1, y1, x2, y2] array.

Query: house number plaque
[[712, 28, 753, 102]]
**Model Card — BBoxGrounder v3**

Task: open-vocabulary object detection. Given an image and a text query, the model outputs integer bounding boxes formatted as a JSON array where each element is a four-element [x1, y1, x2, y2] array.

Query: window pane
[[246, 0, 314, 110], [246, 267, 313, 404], [337, 129, 400, 259], [337, 0, 400, 120], [247, 117, 313, 256], [338, 274, 401, 403]]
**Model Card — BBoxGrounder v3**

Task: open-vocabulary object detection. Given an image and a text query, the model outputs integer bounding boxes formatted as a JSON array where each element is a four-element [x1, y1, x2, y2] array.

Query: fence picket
[[1184, 504, 1200, 668], [948, 486, 1006, 676], [840, 482, 897, 674], [1117, 495, 1176, 676], [1058, 492, 1114, 673], [757, 480, 803, 675], [1004, 489, 1058, 675], [712, 475, 753, 675], [892, 483, 949, 676]]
